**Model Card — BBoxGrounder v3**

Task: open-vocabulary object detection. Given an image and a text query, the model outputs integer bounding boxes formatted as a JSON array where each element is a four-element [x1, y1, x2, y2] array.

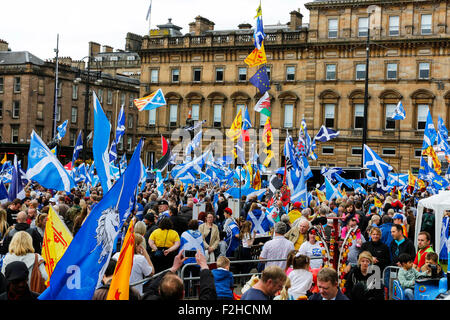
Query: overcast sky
[[1, 0, 310, 60]]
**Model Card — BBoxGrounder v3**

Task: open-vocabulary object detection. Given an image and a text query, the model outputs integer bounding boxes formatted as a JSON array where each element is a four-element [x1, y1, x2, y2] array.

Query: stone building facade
[[137, 0, 449, 177]]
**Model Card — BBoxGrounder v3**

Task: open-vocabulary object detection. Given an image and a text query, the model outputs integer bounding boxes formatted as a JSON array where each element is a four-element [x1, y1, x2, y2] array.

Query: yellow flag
[[408, 170, 417, 188], [42, 205, 73, 286], [226, 109, 242, 141], [316, 188, 326, 203], [253, 169, 261, 190], [417, 179, 426, 190], [262, 117, 273, 147], [398, 189, 402, 201], [374, 197, 382, 208], [244, 42, 267, 68], [107, 219, 135, 300], [0, 153, 6, 165], [255, 3, 262, 18], [341, 188, 347, 197], [263, 148, 273, 167], [422, 146, 441, 174]]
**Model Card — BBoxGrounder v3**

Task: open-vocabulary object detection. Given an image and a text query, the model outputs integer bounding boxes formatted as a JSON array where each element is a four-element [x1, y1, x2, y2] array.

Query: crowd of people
[[0, 177, 447, 301]]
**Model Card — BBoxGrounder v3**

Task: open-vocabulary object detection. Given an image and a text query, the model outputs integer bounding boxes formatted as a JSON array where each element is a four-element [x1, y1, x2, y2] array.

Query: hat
[[49, 198, 57, 203], [5, 261, 29, 283], [193, 198, 199, 204], [293, 201, 302, 209], [393, 213, 403, 220], [144, 212, 156, 221], [158, 200, 169, 206], [224, 207, 232, 215]]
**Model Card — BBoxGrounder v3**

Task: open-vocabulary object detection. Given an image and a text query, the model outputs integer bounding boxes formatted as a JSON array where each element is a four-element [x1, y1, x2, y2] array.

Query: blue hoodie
[[212, 268, 234, 298]]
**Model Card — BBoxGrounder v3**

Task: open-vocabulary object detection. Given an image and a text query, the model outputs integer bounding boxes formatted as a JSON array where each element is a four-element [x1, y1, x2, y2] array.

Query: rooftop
[[0, 51, 45, 66]]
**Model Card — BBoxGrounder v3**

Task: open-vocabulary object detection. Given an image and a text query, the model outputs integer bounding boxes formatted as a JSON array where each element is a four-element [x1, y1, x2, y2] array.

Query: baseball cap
[[5, 261, 29, 283], [224, 207, 232, 215], [158, 200, 169, 206], [393, 213, 403, 220], [293, 201, 302, 209]]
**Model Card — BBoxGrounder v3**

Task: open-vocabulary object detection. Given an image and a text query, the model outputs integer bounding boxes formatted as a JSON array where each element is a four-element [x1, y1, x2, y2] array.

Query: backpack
[[421, 213, 434, 232]]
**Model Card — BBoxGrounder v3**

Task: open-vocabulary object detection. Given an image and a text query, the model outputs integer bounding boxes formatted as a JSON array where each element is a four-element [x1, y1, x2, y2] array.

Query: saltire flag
[[155, 136, 171, 171], [224, 219, 240, 257], [283, 134, 301, 191], [422, 108, 437, 149], [185, 130, 202, 158], [92, 92, 113, 193], [7, 155, 25, 201], [42, 205, 73, 286], [109, 140, 118, 163], [72, 131, 83, 166], [314, 125, 340, 142], [436, 116, 450, 161], [325, 176, 342, 201], [242, 106, 252, 142], [290, 167, 308, 208], [115, 105, 126, 143], [38, 139, 143, 300], [55, 120, 68, 141], [254, 91, 271, 117], [0, 181, 8, 204], [321, 167, 343, 182], [156, 170, 164, 197], [253, 3, 265, 50], [246, 209, 272, 235], [226, 108, 242, 141], [391, 100, 406, 120], [106, 218, 135, 300], [419, 158, 449, 191], [363, 144, 393, 181], [244, 42, 267, 68], [134, 88, 166, 111], [249, 65, 270, 95], [437, 116, 449, 141], [26, 131, 75, 193], [233, 134, 246, 165]]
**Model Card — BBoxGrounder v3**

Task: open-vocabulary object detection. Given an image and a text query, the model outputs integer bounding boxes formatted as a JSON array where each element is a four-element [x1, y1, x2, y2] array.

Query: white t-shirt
[[298, 241, 323, 269], [112, 252, 153, 296], [288, 268, 313, 300]]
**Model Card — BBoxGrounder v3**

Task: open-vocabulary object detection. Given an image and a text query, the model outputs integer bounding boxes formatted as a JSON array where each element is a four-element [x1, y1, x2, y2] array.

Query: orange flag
[[106, 219, 135, 300], [422, 146, 441, 174], [244, 42, 267, 68]]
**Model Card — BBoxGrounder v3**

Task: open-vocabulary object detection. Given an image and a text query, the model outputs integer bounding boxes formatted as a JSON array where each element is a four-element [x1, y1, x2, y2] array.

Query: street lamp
[[73, 49, 102, 162]]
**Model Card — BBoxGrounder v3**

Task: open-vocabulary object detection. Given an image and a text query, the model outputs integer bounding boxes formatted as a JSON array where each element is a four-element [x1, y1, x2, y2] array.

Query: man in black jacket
[[143, 250, 216, 300], [0, 261, 39, 300], [0, 211, 29, 255], [390, 223, 416, 266], [360, 227, 391, 272]]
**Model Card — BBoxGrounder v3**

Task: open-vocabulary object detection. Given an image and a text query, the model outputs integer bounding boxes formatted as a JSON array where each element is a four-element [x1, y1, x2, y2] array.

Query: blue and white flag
[[156, 170, 164, 197], [422, 108, 437, 149], [321, 167, 343, 182], [438, 116, 449, 141], [246, 209, 273, 235], [313, 125, 340, 142], [39, 139, 144, 300], [224, 219, 240, 257], [325, 176, 342, 201], [179, 229, 205, 264], [391, 101, 406, 120], [291, 167, 309, 208], [242, 106, 252, 131], [72, 131, 83, 166], [253, 13, 265, 50], [115, 105, 126, 144], [92, 92, 113, 193], [26, 131, 75, 193], [109, 140, 118, 163], [284, 134, 301, 192], [0, 181, 8, 204], [55, 120, 68, 141], [363, 144, 393, 181], [185, 130, 202, 158]]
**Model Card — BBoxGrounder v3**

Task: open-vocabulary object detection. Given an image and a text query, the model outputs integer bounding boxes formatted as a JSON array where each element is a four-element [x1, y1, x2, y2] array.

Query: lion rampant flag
[[244, 42, 267, 68], [107, 219, 135, 300], [374, 197, 382, 208], [253, 169, 261, 190], [422, 146, 441, 174], [315, 188, 326, 203], [42, 205, 73, 286], [226, 109, 242, 141]]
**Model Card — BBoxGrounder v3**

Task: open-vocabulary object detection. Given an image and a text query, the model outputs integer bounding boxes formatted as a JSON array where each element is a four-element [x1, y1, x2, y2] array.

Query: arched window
[[207, 92, 227, 128], [165, 92, 183, 128], [410, 89, 435, 130], [278, 91, 300, 129], [319, 90, 340, 129], [379, 89, 403, 130], [185, 92, 204, 122]]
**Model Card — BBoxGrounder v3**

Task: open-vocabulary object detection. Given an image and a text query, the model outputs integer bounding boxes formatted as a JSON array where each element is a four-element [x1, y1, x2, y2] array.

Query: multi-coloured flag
[[254, 92, 271, 117], [134, 88, 166, 111], [226, 109, 242, 141]]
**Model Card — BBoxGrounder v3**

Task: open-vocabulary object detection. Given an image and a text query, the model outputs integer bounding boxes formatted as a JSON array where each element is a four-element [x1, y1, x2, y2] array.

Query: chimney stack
[[289, 10, 303, 31]]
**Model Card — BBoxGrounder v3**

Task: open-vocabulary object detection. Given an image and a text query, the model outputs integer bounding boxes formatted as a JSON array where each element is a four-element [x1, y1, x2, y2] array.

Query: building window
[[386, 63, 398, 80], [110, 56, 118, 61], [328, 18, 338, 38], [417, 104, 429, 130], [38, 78, 45, 95], [193, 68, 202, 83], [13, 77, 21, 93], [71, 107, 78, 124], [354, 104, 364, 129], [148, 108, 156, 126], [385, 104, 397, 129], [151, 69, 159, 83], [389, 16, 400, 36], [238, 67, 247, 82], [358, 17, 369, 37], [191, 104, 200, 121], [326, 64, 336, 80], [0, 77, 3, 93], [120, 93, 126, 106], [286, 66, 295, 81], [169, 104, 178, 126], [215, 67, 224, 82], [128, 114, 133, 129], [106, 111, 113, 123], [57, 82, 62, 98], [171, 68, 180, 83], [322, 146, 335, 155], [382, 148, 396, 156], [418, 62, 430, 79], [356, 64, 366, 80], [129, 94, 134, 108], [56, 105, 61, 122], [324, 104, 335, 128], [69, 130, 77, 146], [35, 126, 43, 139], [107, 90, 113, 104], [98, 89, 104, 103], [12, 101, 20, 118], [421, 14, 432, 35], [72, 84, 78, 100], [0, 101, 3, 118], [127, 136, 132, 152], [127, 55, 136, 61], [414, 149, 422, 158], [11, 127, 19, 144], [213, 104, 222, 127], [351, 147, 362, 156], [412, 167, 419, 175], [284, 104, 294, 128]]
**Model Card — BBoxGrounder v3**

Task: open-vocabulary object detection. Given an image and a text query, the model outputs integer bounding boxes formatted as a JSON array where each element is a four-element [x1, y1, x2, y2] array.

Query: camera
[[429, 264, 438, 278], [184, 250, 196, 258]]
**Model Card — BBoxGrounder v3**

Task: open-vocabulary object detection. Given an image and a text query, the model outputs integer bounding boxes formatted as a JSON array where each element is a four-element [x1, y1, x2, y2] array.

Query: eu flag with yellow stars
[[249, 66, 270, 95]]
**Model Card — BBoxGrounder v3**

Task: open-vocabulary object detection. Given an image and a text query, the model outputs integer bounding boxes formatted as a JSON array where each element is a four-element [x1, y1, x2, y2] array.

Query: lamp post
[[73, 48, 102, 162]]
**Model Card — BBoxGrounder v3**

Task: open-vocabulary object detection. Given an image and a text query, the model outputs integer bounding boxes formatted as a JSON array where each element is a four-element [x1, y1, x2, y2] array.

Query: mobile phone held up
[[184, 250, 197, 258]]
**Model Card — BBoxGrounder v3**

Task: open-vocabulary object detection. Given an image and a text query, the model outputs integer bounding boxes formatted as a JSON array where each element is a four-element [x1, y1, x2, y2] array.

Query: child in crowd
[[420, 252, 445, 278], [284, 250, 297, 276], [397, 253, 427, 300], [274, 277, 295, 300], [211, 256, 234, 300], [218, 231, 228, 257], [287, 253, 313, 300]]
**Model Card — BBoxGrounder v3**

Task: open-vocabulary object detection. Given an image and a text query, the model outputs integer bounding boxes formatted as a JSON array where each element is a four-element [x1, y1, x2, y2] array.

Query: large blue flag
[[249, 66, 270, 95], [422, 108, 437, 149], [363, 144, 393, 181], [39, 139, 144, 300], [71, 131, 83, 166], [8, 155, 25, 201], [290, 166, 308, 208], [92, 92, 113, 193], [314, 125, 340, 142], [26, 131, 75, 193], [325, 176, 342, 201]]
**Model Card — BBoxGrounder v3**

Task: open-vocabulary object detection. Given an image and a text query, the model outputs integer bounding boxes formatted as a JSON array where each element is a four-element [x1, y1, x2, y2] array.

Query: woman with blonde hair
[[134, 221, 147, 237], [1, 231, 48, 285], [0, 208, 9, 240]]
